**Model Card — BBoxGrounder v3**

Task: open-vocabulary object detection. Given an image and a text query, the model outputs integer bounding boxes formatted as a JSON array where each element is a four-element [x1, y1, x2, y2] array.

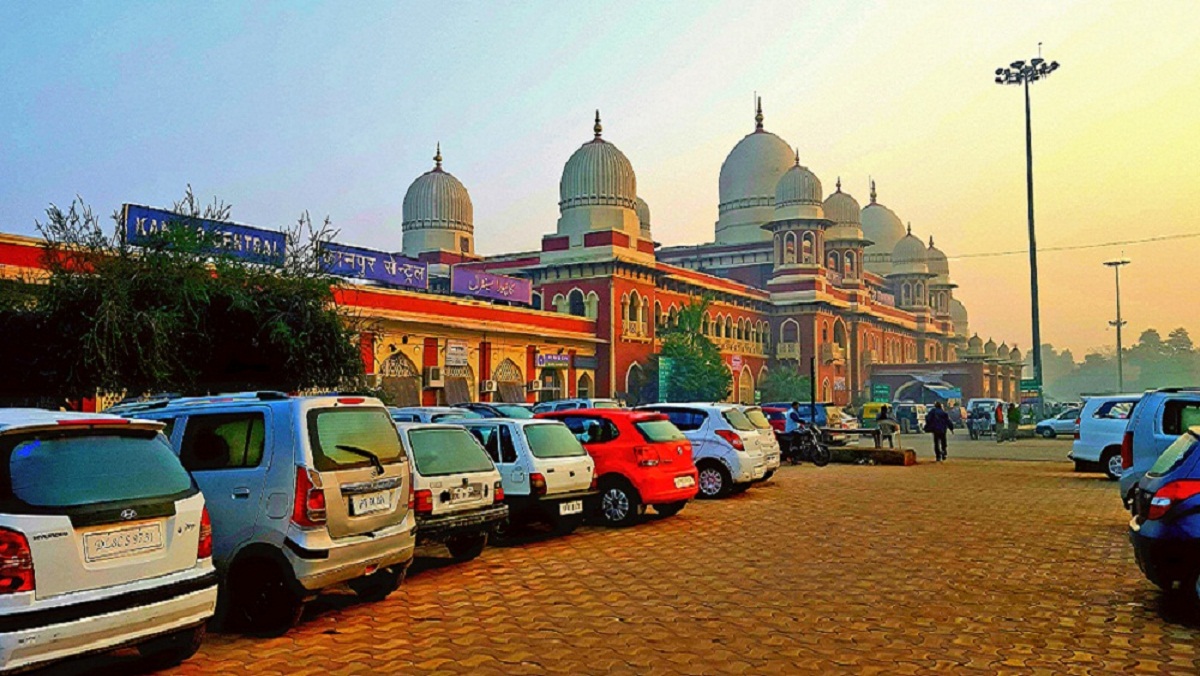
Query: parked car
[[965, 398, 1005, 427], [740, 406, 783, 479], [536, 409, 698, 526], [762, 406, 788, 433], [1128, 426, 1200, 597], [459, 419, 596, 535], [891, 403, 929, 434], [458, 402, 536, 419], [1035, 408, 1080, 439], [0, 410, 217, 672], [390, 406, 483, 423], [1118, 388, 1200, 506], [636, 403, 766, 499], [113, 392, 416, 634], [396, 423, 508, 561], [531, 398, 622, 414], [1069, 393, 1142, 481], [762, 402, 848, 444]]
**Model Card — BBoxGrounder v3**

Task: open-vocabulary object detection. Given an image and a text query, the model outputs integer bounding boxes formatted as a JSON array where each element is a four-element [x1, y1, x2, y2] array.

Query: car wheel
[[1039, 427, 1056, 439], [228, 559, 304, 636], [598, 479, 642, 527], [348, 564, 405, 602], [446, 533, 488, 562], [1101, 448, 1124, 481], [137, 624, 205, 668], [696, 462, 732, 499], [654, 500, 687, 517]]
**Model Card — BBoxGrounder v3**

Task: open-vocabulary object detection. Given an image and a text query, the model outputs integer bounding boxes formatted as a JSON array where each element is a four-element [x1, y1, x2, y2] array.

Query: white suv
[[1070, 394, 1142, 479], [0, 410, 217, 673], [637, 403, 767, 498]]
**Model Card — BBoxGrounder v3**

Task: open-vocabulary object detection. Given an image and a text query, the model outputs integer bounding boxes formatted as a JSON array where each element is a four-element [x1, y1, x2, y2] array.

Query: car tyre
[[1101, 448, 1123, 481], [349, 564, 405, 602], [1039, 427, 1056, 439], [446, 533, 488, 562], [137, 624, 205, 668], [597, 478, 642, 527], [696, 462, 732, 499], [228, 559, 304, 636], [654, 500, 687, 517]]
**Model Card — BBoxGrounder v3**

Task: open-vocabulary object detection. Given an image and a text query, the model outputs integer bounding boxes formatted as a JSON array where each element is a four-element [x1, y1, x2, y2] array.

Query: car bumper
[[1129, 521, 1200, 589], [506, 490, 598, 523], [1119, 471, 1145, 508], [416, 504, 509, 545], [0, 571, 217, 673], [285, 517, 417, 592], [633, 468, 700, 505]]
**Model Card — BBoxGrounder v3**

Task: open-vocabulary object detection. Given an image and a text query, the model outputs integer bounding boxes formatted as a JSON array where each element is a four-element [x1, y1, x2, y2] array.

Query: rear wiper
[[337, 445, 385, 475]]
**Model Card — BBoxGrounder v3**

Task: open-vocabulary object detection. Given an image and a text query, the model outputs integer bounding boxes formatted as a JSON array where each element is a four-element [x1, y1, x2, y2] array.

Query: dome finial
[[907, 221, 912, 236], [869, 177, 877, 204], [794, 147, 800, 166], [433, 142, 442, 169], [836, 176, 842, 192], [593, 109, 602, 139], [755, 96, 764, 131], [929, 235, 934, 248]]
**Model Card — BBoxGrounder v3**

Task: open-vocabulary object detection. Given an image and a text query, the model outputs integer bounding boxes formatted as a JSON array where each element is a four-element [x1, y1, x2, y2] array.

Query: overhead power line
[[936, 231, 1200, 263]]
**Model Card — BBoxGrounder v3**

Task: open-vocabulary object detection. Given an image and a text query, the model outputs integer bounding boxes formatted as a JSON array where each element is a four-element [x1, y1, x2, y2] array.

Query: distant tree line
[[1039, 327, 1198, 400]]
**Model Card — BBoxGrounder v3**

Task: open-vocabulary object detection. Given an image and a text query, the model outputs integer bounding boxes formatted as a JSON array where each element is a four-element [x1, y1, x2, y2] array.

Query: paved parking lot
[[50, 438, 1200, 675]]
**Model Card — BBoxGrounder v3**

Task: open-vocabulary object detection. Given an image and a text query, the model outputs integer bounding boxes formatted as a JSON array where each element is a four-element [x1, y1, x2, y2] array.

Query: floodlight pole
[[1105, 259, 1130, 391]]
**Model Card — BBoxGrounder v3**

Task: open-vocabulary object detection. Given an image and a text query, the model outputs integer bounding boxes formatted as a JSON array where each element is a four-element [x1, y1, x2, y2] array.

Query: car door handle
[[232, 488, 251, 499]]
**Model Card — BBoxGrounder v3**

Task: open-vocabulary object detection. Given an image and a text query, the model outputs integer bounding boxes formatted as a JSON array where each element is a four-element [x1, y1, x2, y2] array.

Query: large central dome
[[559, 111, 637, 212], [401, 144, 474, 256], [861, 180, 906, 275], [714, 98, 795, 244]]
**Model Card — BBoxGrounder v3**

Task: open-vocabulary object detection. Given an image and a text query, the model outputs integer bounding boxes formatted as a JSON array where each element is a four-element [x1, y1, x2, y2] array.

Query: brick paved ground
[[45, 445, 1200, 675]]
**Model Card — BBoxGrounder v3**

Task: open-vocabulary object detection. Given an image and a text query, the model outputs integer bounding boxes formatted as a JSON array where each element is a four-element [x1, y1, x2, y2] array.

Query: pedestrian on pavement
[[876, 405, 898, 449], [1007, 402, 1020, 442], [924, 401, 953, 462], [994, 402, 1007, 443]]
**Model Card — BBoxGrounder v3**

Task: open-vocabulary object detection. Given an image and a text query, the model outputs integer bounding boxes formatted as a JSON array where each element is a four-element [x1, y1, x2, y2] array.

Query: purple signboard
[[319, 242, 428, 290], [451, 267, 532, 305]]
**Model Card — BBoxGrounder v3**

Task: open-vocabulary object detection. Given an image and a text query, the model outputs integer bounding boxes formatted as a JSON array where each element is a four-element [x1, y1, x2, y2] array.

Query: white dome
[[823, 179, 866, 243], [889, 226, 929, 276], [983, 338, 998, 357], [967, 333, 984, 356], [950, 298, 970, 336], [772, 156, 824, 221], [635, 196, 651, 238], [402, 145, 473, 256], [714, 99, 795, 244], [927, 236, 950, 283], [559, 112, 637, 213], [861, 181, 906, 275]]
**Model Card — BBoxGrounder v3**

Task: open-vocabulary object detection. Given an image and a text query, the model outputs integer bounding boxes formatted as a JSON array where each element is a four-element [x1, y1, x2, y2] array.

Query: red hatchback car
[[536, 410, 699, 526]]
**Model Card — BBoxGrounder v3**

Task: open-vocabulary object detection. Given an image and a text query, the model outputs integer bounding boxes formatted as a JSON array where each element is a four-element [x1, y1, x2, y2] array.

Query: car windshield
[[635, 419, 686, 443], [307, 407, 406, 471], [407, 428, 495, 476], [5, 429, 193, 508], [1148, 431, 1200, 477], [494, 405, 534, 419], [524, 423, 588, 458], [743, 408, 772, 430], [722, 408, 756, 432]]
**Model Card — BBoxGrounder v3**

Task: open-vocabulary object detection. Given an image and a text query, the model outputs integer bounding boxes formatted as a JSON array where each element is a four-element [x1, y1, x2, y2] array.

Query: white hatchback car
[[741, 406, 782, 480], [0, 410, 217, 673], [636, 403, 767, 499]]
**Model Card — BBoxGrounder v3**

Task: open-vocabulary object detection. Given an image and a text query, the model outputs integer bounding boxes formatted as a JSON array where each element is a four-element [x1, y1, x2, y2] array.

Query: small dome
[[772, 153, 824, 221], [635, 196, 651, 238], [1009, 346, 1022, 363], [559, 111, 637, 213], [983, 338, 998, 357], [967, 334, 984, 356], [950, 298, 970, 336], [927, 236, 950, 283], [861, 180, 906, 275], [402, 145, 473, 236], [997, 342, 1010, 359], [824, 179, 866, 243], [889, 225, 929, 276]]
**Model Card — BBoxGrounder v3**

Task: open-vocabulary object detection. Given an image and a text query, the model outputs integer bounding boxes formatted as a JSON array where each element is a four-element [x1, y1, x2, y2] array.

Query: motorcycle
[[781, 421, 832, 467]]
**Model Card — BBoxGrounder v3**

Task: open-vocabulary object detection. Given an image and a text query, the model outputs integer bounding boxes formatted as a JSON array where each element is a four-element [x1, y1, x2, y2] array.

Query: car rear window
[[307, 407, 406, 471], [494, 405, 534, 419], [524, 423, 588, 459], [407, 428, 495, 477], [743, 408, 772, 430], [635, 419, 686, 443], [1095, 400, 1137, 419], [722, 408, 756, 431], [1148, 431, 1200, 477], [4, 429, 193, 508], [593, 401, 620, 409]]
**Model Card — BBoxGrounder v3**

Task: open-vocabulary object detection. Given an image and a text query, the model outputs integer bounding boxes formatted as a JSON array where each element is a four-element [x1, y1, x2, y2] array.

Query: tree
[[0, 188, 365, 402], [1168, 327, 1195, 355], [654, 297, 731, 403], [757, 365, 812, 403]]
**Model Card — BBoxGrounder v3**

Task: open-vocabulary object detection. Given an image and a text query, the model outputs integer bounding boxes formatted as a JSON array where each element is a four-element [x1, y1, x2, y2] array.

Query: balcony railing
[[820, 344, 847, 364], [776, 342, 800, 360], [871, 289, 896, 307], [825, 269, 843, 286], [622, 320, 649, 339]]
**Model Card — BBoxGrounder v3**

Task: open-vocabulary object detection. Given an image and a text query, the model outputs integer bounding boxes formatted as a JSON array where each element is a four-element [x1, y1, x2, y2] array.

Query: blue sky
[[3, 1, 1198, 355]]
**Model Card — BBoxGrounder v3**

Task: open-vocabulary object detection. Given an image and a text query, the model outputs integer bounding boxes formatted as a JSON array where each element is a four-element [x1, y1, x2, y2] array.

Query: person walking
[[876, 405, 899, 449], [924, 402, 953, 462], [1007, 402, 1021, 443], [994, 402, 1007, 443]]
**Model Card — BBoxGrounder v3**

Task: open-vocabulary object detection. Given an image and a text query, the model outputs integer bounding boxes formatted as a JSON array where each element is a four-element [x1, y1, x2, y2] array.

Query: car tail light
[[1121, 431, 1134, 470], [0, 528, 34, 594], [1073, 418, 1081, 441], [634, 445, 660, 467], [291, 467, 327, 527], [493, 480, 504, 502], [1146, 480, 1200, 520], [715, 429, 745, 451], [414, 489, 433, 514], [408, 480, 415, 510], [337, 397, 365, 405], [197, 507, 213, 560], [530, 473, 547, 496]]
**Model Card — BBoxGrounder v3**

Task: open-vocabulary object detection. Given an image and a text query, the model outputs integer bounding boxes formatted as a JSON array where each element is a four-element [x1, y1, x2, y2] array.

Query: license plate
[[352, 490, 393, 516], [558, 500, 583, 516], [84, 523, 164, 562], [674, 475, 695, 489], [451, 484, 482, 502]]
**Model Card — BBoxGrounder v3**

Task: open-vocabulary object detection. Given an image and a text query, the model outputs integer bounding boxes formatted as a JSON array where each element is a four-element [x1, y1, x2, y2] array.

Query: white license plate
[[352, 490, 393, 516], [674, 475, 695, 489], [558, 500, 583, 516], [84, 523, 164, 562], [451, 484, 482, 502]]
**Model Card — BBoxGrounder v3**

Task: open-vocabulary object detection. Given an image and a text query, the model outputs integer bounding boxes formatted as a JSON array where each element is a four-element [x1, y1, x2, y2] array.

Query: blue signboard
[[450, 267, 532, 304], [122, 204, 286, 265], [319, 242, 428, 290]]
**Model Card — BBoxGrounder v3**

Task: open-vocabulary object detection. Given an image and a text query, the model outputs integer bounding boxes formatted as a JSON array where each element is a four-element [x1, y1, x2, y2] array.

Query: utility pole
[[1105, 259, 1131, 391]]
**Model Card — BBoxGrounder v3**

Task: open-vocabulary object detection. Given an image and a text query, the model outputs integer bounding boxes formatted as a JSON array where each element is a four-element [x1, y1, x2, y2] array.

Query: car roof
[[395, 422, 467, 432], [391, 406, 472, 413], [108, 392, 385, 415], [539, 409, 665, 421], [0, 409, 164, 434], [458, 417, 559, 427]]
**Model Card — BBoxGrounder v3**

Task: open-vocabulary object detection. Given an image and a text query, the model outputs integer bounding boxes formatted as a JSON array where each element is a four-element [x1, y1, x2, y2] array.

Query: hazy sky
[[2, 1, 1197, 358]]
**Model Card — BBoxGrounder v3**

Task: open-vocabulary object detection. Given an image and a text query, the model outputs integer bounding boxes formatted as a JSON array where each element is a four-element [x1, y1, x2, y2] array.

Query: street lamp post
[[1104, 259, 1131, 391], [995, 51, 1059, 416]]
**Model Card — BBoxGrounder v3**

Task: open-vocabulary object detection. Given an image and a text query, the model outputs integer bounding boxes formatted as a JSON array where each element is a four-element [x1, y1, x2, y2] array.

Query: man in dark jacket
[[925, 402, 953, 462]]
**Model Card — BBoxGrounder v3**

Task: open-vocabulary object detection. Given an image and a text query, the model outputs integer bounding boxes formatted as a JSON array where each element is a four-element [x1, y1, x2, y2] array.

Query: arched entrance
[[443, 364, 475, 405], [492, 358, 525, 403], [380, 351, 422, 407], [738, 367, 754, 405], [577, 372, 593, 399]]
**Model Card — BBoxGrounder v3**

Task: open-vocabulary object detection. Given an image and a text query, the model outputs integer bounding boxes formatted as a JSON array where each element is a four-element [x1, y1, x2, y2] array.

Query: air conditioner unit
[[480, 380, 498, 393], [424, 366, 445, 388], [526, 380, 542, 392]]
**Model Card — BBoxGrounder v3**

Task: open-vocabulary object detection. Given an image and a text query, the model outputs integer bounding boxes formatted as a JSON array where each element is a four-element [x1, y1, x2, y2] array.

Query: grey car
[[1035, 408, 1080, 438], [110, 392, 416, 634]]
